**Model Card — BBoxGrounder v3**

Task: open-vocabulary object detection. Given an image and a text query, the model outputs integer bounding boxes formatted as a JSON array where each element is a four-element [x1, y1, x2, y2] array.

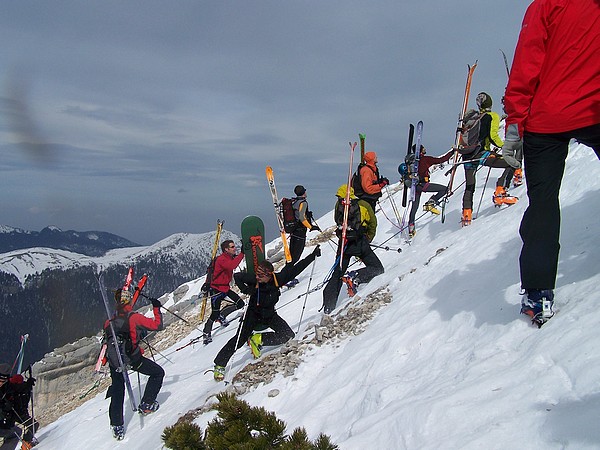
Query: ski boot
[[213, 365, 225, 381], [513, 168, 523, 187], [203, 332, 212, 345], [111, 425, 125, 441], [461, 208, 472, 227], [520, 289, 554, 327], [408, 223, 416, 239], [138, 400, 160, 416], [423, 199, 440, 215], [341, 270, 360, 297], [215, 315, 229, 328], [493, 186, 518, 207], [248, 333, 263, 359]]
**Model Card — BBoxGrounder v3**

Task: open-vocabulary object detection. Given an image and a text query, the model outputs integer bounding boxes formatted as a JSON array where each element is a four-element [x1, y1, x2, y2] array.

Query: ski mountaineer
[[357, 151, 389, 212], [0, 364, 38, 450], [322, 184, 384, 314], [202, 240, 245, 345], [460, 93, 518, 225], [502, 0, 600, 325], [402, 145, 453, 237], [289, 185, 321, 265], [212, 247, 321, 381], [104, 289, 164, 440]]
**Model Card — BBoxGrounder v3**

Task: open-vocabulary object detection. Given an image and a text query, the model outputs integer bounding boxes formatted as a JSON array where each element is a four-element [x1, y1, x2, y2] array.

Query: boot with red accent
[[512, 168, 523, 187], [493, 186, 518, 206], [461, 208, 472, 227]]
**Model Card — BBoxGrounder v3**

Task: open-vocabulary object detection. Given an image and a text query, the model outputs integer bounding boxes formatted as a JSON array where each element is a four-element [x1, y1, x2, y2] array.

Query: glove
[[200, 283, 209, 293], [379, 177, 389, 187], [150, 298, 162, 308], [311, 225, 321, 232], [26, 377, 36, 388], [501, 123, 523, 169], [312, 245, 321, 258], [239, 243, 245, 254]]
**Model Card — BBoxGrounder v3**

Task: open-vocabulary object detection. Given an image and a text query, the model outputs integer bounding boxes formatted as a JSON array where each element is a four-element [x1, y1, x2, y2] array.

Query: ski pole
[[370, 243, 402, 253], [141, 338, 173, 364], [297, 257, 317, 334], [474, 166, 492, 220], [224, 298, 252, 385], [27, 365, 36, 442]]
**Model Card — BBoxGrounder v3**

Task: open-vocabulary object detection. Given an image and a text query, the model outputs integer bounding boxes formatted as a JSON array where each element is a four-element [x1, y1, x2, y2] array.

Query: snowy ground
[[35, 143, 600, 449]]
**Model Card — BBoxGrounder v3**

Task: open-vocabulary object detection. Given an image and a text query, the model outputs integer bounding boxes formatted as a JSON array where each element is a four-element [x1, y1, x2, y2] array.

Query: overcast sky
[[0, 1, 529, 244]]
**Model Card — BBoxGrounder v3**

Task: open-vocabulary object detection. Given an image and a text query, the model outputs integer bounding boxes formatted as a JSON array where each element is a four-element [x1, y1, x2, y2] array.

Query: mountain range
[[0, 227, 239, 365]]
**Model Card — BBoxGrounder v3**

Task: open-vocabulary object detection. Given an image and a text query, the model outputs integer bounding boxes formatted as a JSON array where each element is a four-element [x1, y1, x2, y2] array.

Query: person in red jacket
[[104, 289, 164, 440], [402, 145, 453, 237], [202, 240, 245, 344], [502, 0, 600, 325], [0, 364, 38, 449]]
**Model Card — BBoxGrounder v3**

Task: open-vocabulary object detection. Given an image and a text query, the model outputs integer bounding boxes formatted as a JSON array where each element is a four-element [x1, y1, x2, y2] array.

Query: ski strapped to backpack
[[409, 121, 424, 203], [340, 141, 357, 269], [446, 61, 478, 197], [97, 272, 137, 412], [401, 124, 415, 208], [265, 166, 292, 263], [200, 219, 224, 321]]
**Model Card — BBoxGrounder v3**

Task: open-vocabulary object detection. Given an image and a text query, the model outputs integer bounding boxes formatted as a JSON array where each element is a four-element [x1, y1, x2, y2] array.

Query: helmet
[[294, 185, 306, 196], [476, 92, 493, 110], [114, 288, 132, 306]]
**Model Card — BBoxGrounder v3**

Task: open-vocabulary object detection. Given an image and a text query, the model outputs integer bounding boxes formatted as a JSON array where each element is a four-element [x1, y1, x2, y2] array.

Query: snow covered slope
[[36, 144, 600, 449]]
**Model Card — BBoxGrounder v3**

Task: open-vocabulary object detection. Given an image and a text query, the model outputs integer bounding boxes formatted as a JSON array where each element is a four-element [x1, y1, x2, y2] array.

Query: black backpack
[[459, 109, 484, 157], [280, 197, 299, 233], [351, 163, 381, 199], [104, 312, 142, 369], [334, 198, 364, 241]]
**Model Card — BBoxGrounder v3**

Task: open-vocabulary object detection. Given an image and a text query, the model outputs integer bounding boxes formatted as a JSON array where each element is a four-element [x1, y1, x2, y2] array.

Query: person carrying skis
[[357, 151, 389, 212], [202, 240, 245, 345], [0, 363, 38, 450], [322, 184, 384, 314], [212, 247, 321, 381], [289, 185, 320, 265], [402, 145, 453, 237], [502, 0, 599, 325], [104, 289, 164, 440], [459, 92, 518, 225]]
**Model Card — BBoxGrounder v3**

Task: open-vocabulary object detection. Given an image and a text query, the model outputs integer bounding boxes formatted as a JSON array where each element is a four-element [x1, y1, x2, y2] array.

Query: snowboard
[[241, 215, 265, 276]]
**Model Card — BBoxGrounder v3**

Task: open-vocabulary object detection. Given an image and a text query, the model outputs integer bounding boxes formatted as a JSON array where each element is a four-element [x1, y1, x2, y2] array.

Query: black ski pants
[[519, 124, 600, 290], [203, 289, 244, 334], [462, 156, 513, 210], [213, 308, 294, 367], [108, 357, 164, 426], [408, 181, 447, 225], [289, 226, 308, 264], [322, 236, 384, 312]]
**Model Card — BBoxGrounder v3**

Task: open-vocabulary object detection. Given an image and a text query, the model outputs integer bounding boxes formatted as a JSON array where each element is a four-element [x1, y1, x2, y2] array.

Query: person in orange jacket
[[357, 151, 389, 211], [502, 0, 599, 324]]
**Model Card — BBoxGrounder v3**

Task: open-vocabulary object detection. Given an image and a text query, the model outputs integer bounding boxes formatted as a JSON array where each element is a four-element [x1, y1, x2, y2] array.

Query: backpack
[[280, 197, 299, 233], [104, 312, 141, 370], [459, 109, 484, 157], [334, 198, 364, 241], [398, 152, 416, 188], [351, 163, 367, 198]]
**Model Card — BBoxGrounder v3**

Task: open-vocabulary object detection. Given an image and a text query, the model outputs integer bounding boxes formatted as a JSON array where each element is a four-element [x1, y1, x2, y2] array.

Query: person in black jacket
[[0, 363, 38, 450], [212, 246, 321, 381]]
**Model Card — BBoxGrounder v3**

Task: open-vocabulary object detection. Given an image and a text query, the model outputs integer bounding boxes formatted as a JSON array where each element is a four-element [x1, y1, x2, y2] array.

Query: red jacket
[[210, 251, 244, 293], [418, 152, 452, 181], [104, 304, 162, 355], [504, 0, 600, 136]]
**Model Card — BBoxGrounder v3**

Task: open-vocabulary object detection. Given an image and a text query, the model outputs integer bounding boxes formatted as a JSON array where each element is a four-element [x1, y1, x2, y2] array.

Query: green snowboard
[[241, 215, 265, 276]]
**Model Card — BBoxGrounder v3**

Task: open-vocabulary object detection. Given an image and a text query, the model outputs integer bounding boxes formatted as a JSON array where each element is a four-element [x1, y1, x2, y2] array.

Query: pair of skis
[[96, 268, 148, 411], [199, 219, 224, 321], [265, 166, 292, 263]]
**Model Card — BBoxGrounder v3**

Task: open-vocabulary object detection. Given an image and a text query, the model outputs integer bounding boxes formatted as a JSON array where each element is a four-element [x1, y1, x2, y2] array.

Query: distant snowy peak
[[0, 230, 239, 284], [0, 225, 32, 234]]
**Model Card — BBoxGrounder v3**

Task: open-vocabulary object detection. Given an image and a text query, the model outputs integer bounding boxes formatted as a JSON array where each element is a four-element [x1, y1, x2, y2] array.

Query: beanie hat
[[0, 363, 11, 380], [294, 185, 306, 196], [476, 92, 493, 111]]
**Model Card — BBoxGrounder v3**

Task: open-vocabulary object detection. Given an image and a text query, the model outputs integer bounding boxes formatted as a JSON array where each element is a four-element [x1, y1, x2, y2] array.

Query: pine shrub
[[162, 420, 205, 450]]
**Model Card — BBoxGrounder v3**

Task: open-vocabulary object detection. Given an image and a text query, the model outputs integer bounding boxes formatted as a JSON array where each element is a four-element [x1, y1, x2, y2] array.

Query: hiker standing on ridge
[[289, 185, 320, 265], [104, 289, 164, 440], [355, 151, 389, 212], [322, 184, 384, 314], [202, 239, 245, 345], [502, 0, 600, 325], [0, 363, 38, 449], [401, 145, 453, 237], [459, 93, 518, 226], [212, 248, 321, 381]]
